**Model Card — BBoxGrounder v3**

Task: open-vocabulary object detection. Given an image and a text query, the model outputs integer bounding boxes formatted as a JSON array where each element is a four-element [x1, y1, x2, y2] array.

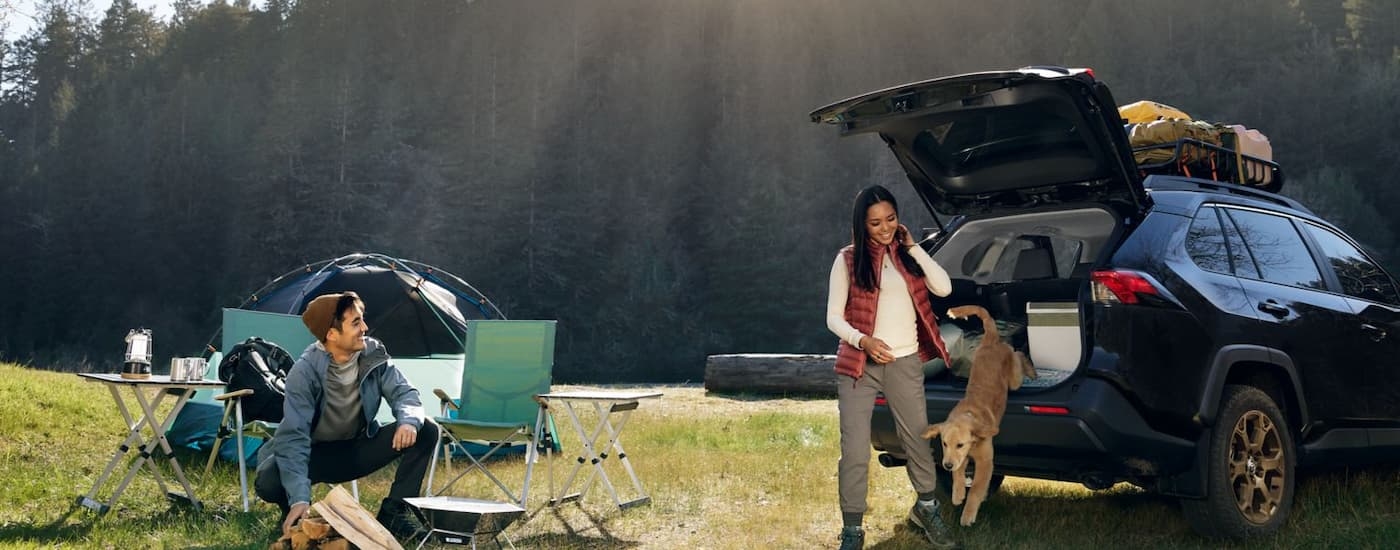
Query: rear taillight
[[1026, 405, 1071, 415], [1090, 269, 1161, 305], [874, 395, 887, 407]]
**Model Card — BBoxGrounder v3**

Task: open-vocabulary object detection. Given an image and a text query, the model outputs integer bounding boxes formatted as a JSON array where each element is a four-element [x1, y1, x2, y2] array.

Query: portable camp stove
[[402, 496, 525, 549]]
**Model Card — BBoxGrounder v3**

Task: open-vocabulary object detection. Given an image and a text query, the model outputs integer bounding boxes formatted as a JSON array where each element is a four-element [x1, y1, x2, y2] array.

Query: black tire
[[1181, 384, 1296, 539], [935, 467, 1004, 499]]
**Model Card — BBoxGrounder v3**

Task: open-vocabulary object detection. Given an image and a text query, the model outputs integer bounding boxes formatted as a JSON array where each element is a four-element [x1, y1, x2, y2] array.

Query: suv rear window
[[960, 235, 1083, 282], [913, 102, 1089, 177], [1220, 210, 1261, 279], [1188, 206, 1261, 279], [1186, 207, 1230, 274]]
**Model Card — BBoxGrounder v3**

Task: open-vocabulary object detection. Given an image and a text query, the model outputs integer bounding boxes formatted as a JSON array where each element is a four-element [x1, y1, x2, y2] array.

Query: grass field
[[3, 362, 1400, 549]]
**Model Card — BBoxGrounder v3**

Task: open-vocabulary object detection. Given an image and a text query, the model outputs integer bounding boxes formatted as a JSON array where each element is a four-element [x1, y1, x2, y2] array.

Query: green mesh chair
[[425, 320, 556, 508]]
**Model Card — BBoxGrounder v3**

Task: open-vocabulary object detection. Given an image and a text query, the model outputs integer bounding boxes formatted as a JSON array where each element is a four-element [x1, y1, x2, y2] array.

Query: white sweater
[[826, 245, 951, 359]]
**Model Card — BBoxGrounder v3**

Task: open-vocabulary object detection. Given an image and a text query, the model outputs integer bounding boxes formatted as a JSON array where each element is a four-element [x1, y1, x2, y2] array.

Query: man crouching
[[254, 291, 440, 541]]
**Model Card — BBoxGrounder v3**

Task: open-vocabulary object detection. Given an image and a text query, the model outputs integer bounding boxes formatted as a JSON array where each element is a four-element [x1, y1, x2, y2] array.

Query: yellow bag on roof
[[1119, 100, 1191, 124], [1128, 119, 1222, 164]]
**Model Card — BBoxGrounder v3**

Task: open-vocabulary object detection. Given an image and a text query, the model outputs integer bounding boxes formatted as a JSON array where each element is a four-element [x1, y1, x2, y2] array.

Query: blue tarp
[[164, 394, 266, 463]]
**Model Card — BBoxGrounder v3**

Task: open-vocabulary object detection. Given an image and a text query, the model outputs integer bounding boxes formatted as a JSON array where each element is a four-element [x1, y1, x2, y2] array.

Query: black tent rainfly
[[215, 253, 504, 357], [171, 253, 504, 461]]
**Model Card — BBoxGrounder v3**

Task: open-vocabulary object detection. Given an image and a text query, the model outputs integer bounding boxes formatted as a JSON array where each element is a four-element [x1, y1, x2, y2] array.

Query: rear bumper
[[873, 375, 1196, 485]]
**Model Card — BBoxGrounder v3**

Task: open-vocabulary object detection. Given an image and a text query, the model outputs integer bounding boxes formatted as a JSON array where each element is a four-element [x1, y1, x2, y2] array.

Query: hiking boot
[[838, 525, 864, 550], [909, 499, 958, 549], [376, 498, 428, 542]]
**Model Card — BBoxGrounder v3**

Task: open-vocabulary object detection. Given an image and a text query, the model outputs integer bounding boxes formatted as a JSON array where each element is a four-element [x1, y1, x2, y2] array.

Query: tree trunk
[[704, 354, 837, 396]]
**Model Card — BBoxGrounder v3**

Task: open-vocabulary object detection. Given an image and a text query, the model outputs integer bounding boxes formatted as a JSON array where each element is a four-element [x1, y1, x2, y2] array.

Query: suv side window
[[1186, 207, 1231, 274], [1302, 222, 1400, 304], [1223, 208, 1325, 290], [1219, 209, 1261, 279]]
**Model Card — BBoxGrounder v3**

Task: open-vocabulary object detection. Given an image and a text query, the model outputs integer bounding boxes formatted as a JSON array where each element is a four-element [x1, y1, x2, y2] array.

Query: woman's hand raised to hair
[[898, 224, 916, 247]]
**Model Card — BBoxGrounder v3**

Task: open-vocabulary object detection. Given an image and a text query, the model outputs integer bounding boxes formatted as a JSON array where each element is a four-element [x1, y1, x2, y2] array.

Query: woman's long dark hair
[[851, 185, 924, 291]]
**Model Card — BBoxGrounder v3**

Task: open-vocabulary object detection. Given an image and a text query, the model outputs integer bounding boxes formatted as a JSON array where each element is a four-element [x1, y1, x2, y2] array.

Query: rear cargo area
[[926, 207, 1120, 388]]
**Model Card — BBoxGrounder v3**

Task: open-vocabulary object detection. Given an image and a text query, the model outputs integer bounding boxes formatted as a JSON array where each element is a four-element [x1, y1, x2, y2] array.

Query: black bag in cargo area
[[217, 337, 295, 423]]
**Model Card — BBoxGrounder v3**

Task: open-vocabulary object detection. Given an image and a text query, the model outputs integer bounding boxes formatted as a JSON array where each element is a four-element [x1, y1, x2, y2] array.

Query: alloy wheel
[[1228, 410, 1285, 524]]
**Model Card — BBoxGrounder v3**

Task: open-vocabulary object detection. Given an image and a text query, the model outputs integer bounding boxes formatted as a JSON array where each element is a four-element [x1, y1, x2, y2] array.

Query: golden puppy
[[922, 305, 1036, 526]]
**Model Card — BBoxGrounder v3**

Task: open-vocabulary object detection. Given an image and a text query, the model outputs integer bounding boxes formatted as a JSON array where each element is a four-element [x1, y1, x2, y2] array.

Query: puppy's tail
[[947, 305, 999, 345]]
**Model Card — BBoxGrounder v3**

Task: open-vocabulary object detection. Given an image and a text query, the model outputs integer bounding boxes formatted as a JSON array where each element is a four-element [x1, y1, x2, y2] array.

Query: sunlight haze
[[3, 1, 248, 40]]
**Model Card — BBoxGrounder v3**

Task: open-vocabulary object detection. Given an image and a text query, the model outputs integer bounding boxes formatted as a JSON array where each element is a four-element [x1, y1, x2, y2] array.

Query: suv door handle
[[1257, 300, 1290, 318], [1362, 323, 1388, 342]]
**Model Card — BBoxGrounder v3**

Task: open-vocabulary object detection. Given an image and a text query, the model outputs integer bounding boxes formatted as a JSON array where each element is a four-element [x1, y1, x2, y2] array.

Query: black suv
[[811, 67, 1400, 539]]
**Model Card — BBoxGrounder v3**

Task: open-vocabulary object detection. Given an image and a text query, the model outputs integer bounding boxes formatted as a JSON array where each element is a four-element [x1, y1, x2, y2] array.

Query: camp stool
[[404, 495, 525, 549]]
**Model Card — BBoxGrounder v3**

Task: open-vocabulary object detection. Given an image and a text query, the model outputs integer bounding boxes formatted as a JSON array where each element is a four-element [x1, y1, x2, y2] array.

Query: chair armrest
[[433, 388, 459, 412], [213, 388, 254, 401]]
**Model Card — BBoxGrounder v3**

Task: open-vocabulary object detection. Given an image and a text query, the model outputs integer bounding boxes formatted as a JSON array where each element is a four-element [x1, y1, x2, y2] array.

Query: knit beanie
[[302, 293, 344, 343]]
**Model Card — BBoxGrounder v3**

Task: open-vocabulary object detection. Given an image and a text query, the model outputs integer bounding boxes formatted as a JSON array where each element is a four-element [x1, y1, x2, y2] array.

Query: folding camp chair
[[203, 387, 278, 512], [425, 320, 557, 509]]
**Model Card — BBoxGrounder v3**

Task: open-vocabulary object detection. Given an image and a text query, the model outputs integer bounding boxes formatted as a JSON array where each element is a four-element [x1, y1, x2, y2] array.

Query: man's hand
[[392, 424, 418, 451], [282, 501, 310, 536]]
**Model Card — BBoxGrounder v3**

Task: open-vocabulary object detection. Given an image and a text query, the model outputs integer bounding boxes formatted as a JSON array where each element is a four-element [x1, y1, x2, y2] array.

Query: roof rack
[[1145, 176, 1312, 215], [1133, 138, 1283, 193]]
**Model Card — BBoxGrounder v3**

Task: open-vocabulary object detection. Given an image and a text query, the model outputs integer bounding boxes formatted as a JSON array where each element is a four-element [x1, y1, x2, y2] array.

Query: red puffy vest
[[834, 242, 951, 380]]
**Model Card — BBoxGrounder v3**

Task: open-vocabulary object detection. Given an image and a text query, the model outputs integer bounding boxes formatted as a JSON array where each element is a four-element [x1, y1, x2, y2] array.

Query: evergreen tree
[[92, 0, 161, 77]]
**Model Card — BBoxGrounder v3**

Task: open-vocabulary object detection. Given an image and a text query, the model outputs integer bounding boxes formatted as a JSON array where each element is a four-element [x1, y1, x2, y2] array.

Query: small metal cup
[[187, 357, 209, 381], [169, 358, 187, 382], [169, 357, 207, 382]]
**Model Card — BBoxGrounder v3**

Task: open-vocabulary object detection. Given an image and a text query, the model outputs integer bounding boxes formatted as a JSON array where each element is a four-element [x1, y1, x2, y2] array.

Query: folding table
[[76, 373, 225, 514], [535, 390, 662, 510]]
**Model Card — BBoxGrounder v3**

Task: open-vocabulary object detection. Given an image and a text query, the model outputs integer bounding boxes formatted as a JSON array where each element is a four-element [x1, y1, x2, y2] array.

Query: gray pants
[[838, 354, 938, 514]]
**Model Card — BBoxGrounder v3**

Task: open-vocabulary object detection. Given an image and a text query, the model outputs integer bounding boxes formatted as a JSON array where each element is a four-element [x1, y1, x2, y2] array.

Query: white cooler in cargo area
[[1024, 302, 1081, 387]]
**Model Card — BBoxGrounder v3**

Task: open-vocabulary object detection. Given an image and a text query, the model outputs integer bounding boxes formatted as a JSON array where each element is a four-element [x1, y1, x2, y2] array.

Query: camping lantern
[[122, 328, 153, 380]]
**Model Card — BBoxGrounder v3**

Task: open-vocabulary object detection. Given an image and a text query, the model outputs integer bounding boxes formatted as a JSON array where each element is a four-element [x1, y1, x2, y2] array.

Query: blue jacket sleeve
[[274, 357, 319, 505]]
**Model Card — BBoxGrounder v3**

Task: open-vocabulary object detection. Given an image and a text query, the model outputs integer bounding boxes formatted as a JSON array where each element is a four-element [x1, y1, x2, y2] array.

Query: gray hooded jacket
[[256, 337, 424, 505]]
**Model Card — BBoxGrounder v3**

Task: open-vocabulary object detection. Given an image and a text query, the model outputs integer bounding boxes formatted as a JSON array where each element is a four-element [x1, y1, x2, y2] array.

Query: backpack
[[217, 337, 295, 423]]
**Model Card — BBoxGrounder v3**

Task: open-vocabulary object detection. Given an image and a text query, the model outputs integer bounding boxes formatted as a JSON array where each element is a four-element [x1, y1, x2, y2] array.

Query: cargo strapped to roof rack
[[1132, 138, 1283, 193]]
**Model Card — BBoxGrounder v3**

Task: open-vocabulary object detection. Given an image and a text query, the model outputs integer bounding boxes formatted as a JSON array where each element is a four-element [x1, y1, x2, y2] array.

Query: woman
[[826, 185, 956, 550]]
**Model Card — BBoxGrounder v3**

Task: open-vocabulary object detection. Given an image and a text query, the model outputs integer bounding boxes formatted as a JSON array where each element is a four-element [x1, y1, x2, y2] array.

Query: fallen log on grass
[[704, 353, 837, 396]]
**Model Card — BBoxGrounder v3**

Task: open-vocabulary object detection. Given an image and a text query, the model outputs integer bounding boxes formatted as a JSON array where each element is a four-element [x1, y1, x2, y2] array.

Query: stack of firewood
[[269, 516, 351, 550], [266, 485, 404, 550]]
